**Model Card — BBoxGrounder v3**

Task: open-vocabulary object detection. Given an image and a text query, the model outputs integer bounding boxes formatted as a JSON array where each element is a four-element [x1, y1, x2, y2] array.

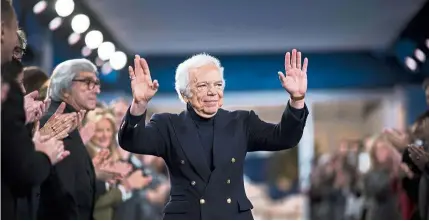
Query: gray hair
[[175, 53, 225, 103], [48, 58, 98, 101], [17, 29, 27, 50]]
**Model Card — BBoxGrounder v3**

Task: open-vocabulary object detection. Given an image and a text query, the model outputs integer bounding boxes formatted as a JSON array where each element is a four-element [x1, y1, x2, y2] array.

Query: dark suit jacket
[[118, 102, 308, 220], [419, 165, 429, 219], [1, 82, 52, 220], [36, 100, 99, 220]]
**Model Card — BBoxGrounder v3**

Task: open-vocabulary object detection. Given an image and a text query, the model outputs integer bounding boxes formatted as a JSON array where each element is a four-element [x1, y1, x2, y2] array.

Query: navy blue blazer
[[118, 102, 308, 220]]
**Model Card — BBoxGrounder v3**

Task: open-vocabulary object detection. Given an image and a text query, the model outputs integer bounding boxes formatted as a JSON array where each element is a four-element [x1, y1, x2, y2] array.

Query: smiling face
[[184, 63, 224, 118], [91, 117, 115, 149]]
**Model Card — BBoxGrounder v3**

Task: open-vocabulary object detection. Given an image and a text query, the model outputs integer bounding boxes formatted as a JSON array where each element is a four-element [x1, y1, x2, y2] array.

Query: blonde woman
[[84, 108, 151, 220]]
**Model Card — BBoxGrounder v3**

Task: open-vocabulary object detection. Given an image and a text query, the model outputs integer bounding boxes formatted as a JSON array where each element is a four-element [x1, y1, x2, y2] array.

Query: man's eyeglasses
[[13, 47, 24, 60], [72, 78, 101, 90]]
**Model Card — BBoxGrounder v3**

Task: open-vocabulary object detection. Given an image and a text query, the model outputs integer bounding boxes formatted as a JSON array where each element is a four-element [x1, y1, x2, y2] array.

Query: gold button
[[227, 198, 231, 204], [231, 158, 236, 163], [180, 160, 185, 164], [227, 179, 231, 184], [200, 199, 205, 204], [191, 181, 196, 186]]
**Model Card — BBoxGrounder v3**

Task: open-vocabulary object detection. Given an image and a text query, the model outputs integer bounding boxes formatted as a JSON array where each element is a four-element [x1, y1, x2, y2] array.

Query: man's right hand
[[128, 55, 159, 116], [33, 121, 70, 164]]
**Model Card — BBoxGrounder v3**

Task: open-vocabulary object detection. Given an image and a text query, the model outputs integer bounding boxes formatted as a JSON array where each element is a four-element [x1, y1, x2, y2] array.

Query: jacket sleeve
[[94, 187, 122, 209], [247, 101, 308, 152], [118, 108, 168, 157], [1, 82, 52, 197]]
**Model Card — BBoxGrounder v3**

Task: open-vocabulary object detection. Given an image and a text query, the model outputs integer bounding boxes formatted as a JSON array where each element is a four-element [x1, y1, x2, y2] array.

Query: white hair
[[48, 58, 98, 101], [175, 53, 225, 103]]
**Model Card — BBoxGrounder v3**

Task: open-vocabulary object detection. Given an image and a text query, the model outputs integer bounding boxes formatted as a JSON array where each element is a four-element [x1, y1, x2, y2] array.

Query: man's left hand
[[278, 49, 308, 98]]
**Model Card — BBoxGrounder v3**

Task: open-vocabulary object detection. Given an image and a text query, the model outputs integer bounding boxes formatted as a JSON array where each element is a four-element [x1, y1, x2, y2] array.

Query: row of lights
[[405, 39, 429, 72], [33, 0, 127, 73]]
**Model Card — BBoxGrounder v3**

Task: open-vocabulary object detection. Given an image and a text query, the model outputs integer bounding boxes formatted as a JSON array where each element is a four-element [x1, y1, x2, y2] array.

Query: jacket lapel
[[171, 111, 211, 182]]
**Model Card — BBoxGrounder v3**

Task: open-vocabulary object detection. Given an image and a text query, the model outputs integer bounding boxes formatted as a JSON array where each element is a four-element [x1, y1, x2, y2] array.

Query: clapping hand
[[40, 102, 74, 140], [278, 49, 308, 98], [33, 121, 70, 164], [122, 170, 152, 191], [383, 128, 410, 150], [24, 91, 51, 124], [408, 145, 429, 172], [93, 149, 132, 181]]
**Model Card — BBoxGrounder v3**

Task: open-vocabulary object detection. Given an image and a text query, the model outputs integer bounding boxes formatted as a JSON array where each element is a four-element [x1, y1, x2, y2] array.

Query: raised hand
[[278, 49, 308, 97], [33, 121, 70, 164], [129, 55, 159, 105]]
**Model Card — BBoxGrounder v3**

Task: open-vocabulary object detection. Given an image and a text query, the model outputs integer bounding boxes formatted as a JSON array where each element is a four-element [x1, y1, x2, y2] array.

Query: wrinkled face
[[112, 101, 129, 129], [65, 71, 100, 111], [1, 16, 18, 65], [91, 118, 114, 149], [185, 63, 224, 118]]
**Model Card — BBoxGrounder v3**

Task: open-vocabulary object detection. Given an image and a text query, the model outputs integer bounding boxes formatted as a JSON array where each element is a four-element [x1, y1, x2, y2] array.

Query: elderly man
[[37, 59, 102, 219], [37, 59, 132, 219], [119, 49, 309, 219]]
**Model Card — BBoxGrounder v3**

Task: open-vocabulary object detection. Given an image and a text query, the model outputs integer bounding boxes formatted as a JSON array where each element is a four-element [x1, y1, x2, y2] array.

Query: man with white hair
[[36, 58, 103, 219], [119, 49, 309, 219]]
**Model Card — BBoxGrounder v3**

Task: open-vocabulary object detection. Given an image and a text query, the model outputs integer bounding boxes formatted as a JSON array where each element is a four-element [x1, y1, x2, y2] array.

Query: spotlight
[[405, 56, 417, 71], [71, 14, 90, 34], [110, 51, 127, 70], [49, 17, 63, 31], [33, 1, 47, 14], [97, 42, 115, 61], [68, 33, 80, 45], [414, 48, 426, 62], [101, 63, 113, 75], [85, 30, 103, 49], [55, 0, 75, 17], [81, 46, 92, 57], [95, 57, 104, 67]]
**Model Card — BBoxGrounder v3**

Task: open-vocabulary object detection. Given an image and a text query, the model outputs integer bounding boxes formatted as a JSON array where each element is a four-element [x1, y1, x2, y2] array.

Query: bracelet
[[290, 94, 305, 101]]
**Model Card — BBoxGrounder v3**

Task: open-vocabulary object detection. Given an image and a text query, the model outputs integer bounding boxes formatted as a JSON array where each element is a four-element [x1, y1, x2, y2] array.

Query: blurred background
[[13, 0, 429, 219]]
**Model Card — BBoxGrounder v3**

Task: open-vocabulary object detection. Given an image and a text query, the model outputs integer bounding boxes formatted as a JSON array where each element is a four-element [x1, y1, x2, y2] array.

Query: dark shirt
[[186, 103, 215, 171]]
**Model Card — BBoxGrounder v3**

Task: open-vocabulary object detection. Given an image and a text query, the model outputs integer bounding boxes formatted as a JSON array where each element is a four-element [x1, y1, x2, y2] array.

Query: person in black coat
[[36, 58, 106, 219], [119, 50, 309, 219], [36, 58, 125, 219], [1, 73, 67, 219]]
